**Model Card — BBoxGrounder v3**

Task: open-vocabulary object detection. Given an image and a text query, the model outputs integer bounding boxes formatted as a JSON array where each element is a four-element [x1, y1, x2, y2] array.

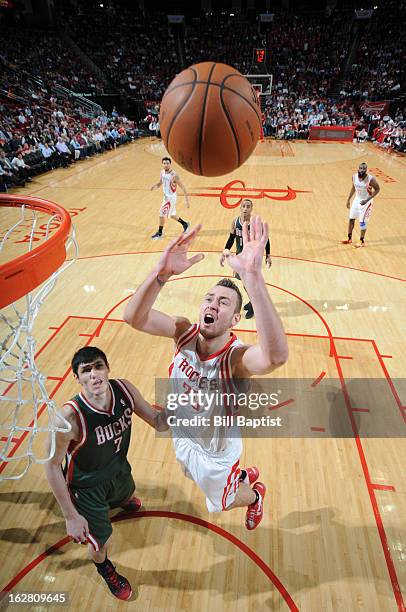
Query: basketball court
[[0, 137, 405, 610]]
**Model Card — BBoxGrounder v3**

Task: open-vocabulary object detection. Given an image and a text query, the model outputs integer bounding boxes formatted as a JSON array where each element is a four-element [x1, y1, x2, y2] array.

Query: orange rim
[[0, 195, 72, 309]]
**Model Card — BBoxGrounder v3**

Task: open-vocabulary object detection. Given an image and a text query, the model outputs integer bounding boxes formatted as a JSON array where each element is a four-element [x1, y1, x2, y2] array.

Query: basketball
[[159, 62, 261, 177]]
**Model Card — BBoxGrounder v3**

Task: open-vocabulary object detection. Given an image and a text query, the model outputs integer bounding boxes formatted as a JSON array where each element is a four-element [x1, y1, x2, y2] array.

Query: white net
[[0, 199, 78, 480], [245, 73, 273, 114]]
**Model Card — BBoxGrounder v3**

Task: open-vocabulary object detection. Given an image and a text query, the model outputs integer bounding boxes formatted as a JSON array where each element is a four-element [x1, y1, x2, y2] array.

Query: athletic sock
[[348, 233, 352, 240], [253, 490, 260, 505], [158, 225, 163, 234], [94, 556, 109, 571], [239, 469, 247, 482], [177, 217, 188, 230], [360, 237, 364, 243]]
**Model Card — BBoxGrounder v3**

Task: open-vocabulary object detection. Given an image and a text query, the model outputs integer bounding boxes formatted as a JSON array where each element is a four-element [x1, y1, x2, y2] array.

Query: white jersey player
[[124, 217, 288, 530], [341, 162, 380, 248], [150, 157, 190, 240], [169, 322, 246, 511]]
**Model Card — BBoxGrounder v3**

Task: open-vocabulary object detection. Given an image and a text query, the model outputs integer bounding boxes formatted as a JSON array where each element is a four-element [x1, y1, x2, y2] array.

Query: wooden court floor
[[0, 138, 405, 611]]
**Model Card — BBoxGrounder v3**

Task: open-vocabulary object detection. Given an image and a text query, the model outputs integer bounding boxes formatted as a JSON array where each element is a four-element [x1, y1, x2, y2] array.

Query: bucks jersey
[[233, 216, 270, 257], [234, 217, 245, 254], [64, 379, 134, 488]]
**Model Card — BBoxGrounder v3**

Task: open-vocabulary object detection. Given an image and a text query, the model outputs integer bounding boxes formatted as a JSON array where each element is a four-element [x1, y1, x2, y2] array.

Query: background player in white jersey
[[341, 162, 380, 248], [123, 218, 288, 530], [150, 156, 190, 240]]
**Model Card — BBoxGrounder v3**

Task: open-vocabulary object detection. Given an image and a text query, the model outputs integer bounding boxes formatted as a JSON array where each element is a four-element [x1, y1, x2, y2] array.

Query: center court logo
[[190, 180, 311, 209]]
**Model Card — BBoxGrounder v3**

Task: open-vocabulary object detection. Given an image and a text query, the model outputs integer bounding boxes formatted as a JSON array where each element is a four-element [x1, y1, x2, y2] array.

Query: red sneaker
[[340, 239, 352, 244], [97, 559, 133, 600], [121, 496, 142, 512], [240, 466, 260, 485], [353, 241, 365, 248], [245, 482, 266, 531]]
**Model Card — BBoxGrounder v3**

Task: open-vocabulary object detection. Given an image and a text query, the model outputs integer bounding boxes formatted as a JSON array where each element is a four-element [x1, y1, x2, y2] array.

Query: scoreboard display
[[253, 49, 267, 64]]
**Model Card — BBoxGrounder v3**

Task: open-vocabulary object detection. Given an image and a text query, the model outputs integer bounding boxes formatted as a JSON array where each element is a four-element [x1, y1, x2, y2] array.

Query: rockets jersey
[[168, 324, 247, 454], [161, 169, 177, 200], [64, 379, 134, 488], [353, 173, 374, 200]]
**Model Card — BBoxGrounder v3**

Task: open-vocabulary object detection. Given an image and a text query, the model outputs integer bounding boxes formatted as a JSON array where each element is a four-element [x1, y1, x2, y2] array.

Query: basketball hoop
[[0, 195, 78, 480], [245, 74, 273, 142]]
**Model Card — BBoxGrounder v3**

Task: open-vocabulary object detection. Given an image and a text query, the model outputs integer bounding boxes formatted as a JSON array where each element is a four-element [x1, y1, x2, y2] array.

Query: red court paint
[[0, 512, 299, 611], [311, 371, 326, 387], [269, 398, 294, 411], [372, 484, 396, 492], [74, 249, 406, 283]]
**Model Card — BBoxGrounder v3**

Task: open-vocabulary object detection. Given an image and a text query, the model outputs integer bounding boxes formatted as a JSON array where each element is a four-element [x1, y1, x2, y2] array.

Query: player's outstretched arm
[[150, 178, 162, 190], [220, 219, 236, 266], [122, 379, 169, 431], [224, 216, 288, 376], [123, 225, 205, 339], [44, 407, 89, 544]]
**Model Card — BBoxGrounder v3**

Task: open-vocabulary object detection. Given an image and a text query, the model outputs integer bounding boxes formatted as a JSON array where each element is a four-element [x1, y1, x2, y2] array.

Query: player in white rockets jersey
[[150, 156, 190, 240], [123, 217, 288, 530], [341, 162, 380, 248]]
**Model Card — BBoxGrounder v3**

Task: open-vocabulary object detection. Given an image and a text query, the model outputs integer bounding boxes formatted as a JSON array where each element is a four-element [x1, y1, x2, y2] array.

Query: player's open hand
[[220, 249, 230, 267], [156, 225, 205, 279], [223, 216, 269, 278], [66, 513, 89, 544]]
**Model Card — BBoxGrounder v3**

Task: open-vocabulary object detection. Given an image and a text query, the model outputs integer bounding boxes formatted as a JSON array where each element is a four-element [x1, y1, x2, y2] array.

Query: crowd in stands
[[0, 27, 106, 96], [339, 4, 405, 101], [262, 98, 357, 139], [0, 100, 139, 191], [62, 7, 178, 100], [0, 2, 405, 187], [355, 107, 406, 153]]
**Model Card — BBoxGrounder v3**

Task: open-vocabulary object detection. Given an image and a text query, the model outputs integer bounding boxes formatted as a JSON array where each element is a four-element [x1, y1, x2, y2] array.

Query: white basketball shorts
[[349, 196, 373, 227], [173, 436, 242, 512], [159, 195, 177, 218]]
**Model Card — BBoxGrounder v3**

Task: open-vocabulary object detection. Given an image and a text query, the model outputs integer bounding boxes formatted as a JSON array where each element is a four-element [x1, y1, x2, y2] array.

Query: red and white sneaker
[[340, 239, 352, 244], [240, 466, 260, 485], [121, 496, 142, 512], [97, 559, 133, 600], [353, 241, 365, 248], [245, 482, 266, 531]]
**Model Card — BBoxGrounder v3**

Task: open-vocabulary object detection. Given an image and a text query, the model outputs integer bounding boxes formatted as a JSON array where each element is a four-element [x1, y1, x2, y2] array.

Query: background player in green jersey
[[220, 199, 271, 319], [45, 346, 168, 601]]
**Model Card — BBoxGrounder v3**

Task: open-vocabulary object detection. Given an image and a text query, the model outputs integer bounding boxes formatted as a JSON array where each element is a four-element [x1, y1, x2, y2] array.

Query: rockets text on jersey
[[168, 324, 247, 453]]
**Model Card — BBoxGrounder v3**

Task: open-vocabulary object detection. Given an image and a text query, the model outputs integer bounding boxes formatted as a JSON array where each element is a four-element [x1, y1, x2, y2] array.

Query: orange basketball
[[159, 62, 261, 177]]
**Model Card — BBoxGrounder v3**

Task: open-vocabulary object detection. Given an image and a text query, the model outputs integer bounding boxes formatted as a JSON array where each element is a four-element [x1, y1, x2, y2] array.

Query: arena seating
[[1, 4, 405, 187]]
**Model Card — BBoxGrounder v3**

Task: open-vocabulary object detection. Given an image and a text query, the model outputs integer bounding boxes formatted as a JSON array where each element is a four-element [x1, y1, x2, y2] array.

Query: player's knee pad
[[360, 220, 367, 229]]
